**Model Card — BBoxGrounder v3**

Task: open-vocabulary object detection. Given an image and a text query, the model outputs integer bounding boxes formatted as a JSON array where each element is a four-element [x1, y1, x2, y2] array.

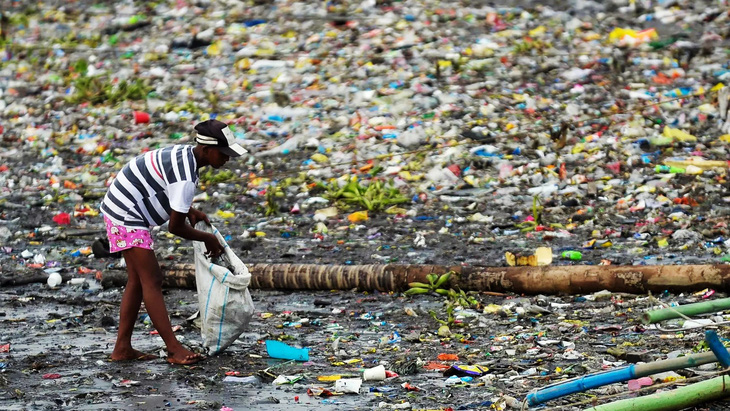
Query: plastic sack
[[193, 222, 255, 354]]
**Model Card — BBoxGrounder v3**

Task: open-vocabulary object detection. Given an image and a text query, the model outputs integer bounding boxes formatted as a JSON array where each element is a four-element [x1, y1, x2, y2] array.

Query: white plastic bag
[[193, 222, 255, 354]]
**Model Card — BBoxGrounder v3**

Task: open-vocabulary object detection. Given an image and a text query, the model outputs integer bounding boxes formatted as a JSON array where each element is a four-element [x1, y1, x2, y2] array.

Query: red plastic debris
[[52, 212, 71, 225], [702, 289, 716, 299]]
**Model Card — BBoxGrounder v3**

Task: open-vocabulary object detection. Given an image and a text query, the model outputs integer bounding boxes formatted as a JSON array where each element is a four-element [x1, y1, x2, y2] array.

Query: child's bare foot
[[167, 348, 205, 365], [111, 348, 158, 362]]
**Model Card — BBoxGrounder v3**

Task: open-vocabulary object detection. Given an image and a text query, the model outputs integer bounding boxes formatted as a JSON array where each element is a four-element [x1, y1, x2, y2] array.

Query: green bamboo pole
[[634, 351, 717, 375], [642, 298, 730, 324], [585, 375, 730, 411]]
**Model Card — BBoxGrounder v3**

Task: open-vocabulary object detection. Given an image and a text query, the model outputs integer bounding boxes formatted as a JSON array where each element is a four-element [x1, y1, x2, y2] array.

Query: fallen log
[[94, 263, 730, 294]]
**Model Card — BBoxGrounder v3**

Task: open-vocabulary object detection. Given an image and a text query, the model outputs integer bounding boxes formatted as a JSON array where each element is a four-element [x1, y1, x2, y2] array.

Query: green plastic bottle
[[654, 165, 685, 173], [561, 251, 582, 261]]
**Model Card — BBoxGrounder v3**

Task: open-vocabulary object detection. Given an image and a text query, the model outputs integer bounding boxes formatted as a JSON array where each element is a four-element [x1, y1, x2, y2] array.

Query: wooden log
[[93, 263, 730, 295]]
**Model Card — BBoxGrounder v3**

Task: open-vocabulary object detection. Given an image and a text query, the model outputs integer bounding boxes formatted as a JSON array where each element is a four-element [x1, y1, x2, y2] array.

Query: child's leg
[[122, 247, 204, 365], [110, 256, 151, 361]]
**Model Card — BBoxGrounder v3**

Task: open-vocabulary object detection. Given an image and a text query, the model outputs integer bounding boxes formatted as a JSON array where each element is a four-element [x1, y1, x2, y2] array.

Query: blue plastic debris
[[265, 339, 310, 361]]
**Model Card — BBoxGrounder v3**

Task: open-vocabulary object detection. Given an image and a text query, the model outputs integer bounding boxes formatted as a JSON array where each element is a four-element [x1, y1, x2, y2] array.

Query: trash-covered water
[[4, 284, 730, 410], [0, 0, 729, 270]]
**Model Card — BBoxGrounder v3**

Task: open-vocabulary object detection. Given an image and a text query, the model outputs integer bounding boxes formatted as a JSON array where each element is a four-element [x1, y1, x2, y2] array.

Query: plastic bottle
[[654, 165, 685, 173], [561, 251, 582, 261]]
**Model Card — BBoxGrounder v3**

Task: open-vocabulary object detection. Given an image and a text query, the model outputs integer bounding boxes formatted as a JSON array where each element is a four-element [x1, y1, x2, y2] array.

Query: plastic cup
[[363, 365, 386, 381], [334, 378, 362, 394], [47, 272, 62, 287], [133, 111, 150, 124]]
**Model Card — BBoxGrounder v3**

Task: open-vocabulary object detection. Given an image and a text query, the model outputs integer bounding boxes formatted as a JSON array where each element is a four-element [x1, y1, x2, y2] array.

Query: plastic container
[[363, 365, 386, 381], [133, 111, 150, 124]]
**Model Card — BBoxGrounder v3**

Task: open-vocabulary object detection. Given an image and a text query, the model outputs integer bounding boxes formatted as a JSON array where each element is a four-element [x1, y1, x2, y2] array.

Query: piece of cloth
[[104, 215, 155, 253], [99, 145, 198, 229]]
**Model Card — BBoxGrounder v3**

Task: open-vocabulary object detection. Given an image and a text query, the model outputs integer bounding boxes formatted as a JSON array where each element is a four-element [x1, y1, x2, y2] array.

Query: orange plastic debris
[[423, 361, 451, 371], [673, 197, 699, 207], [652, 72, 673, 85]]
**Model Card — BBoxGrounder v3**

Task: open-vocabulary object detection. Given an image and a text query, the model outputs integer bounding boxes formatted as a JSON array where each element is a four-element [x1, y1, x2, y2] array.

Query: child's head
[[193, 120, 247, 168]]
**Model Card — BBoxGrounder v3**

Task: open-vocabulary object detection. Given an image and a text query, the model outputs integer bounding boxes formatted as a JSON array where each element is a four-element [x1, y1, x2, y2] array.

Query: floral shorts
[[104, 216, 155, 253]]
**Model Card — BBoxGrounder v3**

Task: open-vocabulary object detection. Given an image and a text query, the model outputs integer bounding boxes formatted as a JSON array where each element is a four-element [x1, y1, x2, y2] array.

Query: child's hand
[[203, 233, 224, 258]]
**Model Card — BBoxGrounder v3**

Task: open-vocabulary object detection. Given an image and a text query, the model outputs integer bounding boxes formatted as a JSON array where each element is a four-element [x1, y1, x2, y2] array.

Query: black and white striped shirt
[[100, 145, 199, 228]]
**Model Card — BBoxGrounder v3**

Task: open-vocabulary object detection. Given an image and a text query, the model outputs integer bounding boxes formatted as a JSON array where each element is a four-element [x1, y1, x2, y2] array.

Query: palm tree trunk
[[89, 263, 730, 295]]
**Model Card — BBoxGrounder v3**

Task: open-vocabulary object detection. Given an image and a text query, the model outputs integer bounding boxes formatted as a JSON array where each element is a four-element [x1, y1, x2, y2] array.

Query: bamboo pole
[[585, 375, 730, 411], [89, 263, 730, 294], [642, 297, 730, 324]]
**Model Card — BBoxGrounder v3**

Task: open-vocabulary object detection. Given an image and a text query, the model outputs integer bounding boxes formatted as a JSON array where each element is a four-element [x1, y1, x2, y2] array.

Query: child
[[100, 119, 247, 364]]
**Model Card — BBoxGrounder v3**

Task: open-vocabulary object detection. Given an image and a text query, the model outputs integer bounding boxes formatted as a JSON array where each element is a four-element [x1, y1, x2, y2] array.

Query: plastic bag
[[193, 222, 255, 354]]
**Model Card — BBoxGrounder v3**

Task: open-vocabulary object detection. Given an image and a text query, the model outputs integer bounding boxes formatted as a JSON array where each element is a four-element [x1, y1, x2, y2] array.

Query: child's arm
[[168, 210, 224, 257], [186, 207, 210, 227]]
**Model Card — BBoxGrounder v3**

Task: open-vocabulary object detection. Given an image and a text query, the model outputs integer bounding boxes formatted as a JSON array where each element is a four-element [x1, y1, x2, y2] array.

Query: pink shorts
[[104, 216, 155, 253]]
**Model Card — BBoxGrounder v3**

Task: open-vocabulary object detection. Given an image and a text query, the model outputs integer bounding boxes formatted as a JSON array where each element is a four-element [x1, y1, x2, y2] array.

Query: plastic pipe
[[705, 330, 730, 367], [527, 351, 719, 406], [642, 297, 730, 324], [527, 366, 636, 406], [585, 375, 730, 411]]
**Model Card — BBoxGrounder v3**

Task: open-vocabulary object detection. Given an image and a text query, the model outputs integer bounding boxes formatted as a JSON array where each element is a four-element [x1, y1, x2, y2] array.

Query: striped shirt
[[100, 145, 199, 229]]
